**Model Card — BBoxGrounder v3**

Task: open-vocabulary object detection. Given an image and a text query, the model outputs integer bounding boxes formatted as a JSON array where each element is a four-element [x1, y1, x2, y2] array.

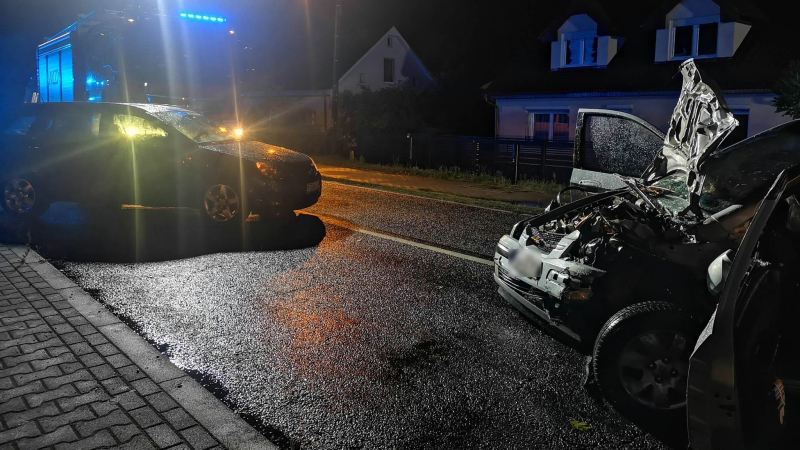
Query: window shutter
[[550, 41, 561, 70]]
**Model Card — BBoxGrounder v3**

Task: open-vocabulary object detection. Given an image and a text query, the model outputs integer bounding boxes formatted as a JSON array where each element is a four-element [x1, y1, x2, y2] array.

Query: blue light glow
[[88, 96, 99, 102], [180, 12, 226, 23]]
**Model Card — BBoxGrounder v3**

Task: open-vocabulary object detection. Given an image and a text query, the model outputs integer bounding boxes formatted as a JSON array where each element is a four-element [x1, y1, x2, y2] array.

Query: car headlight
[[256, 162, 277, 178]]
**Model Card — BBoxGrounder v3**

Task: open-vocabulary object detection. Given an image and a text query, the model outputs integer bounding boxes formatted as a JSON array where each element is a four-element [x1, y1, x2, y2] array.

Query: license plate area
[[306, 180, 321, 193]]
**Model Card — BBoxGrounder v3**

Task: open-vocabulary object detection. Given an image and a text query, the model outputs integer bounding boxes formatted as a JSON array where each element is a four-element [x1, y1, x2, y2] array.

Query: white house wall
[[339, 29, 434, 93], [494, 92, 786, 139]]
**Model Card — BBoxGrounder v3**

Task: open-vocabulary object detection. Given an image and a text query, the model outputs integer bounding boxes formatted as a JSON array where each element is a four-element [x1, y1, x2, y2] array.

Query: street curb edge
[[7, 245, 278, 450]]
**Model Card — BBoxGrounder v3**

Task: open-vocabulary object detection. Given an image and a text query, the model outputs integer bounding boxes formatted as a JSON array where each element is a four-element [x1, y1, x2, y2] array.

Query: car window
[[4, 116, 36, 136], [112, 114, 168, 140], [40, 112, 101, 140], [148, 109, 234, 143], [582, 114, 664, 178]]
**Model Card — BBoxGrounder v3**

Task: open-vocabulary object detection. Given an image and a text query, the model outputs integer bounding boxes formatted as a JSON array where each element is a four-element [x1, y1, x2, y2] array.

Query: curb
[[7, 245, 277, 450]]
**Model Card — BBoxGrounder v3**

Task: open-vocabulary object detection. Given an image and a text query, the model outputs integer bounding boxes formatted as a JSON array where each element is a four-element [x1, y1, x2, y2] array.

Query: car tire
[[200, 183, 246, 228], [593, 301, 701, 438], [1, 177, 50, 219]]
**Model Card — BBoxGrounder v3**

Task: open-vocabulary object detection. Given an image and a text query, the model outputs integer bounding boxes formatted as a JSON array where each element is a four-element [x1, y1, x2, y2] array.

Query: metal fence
[[355, 134, 575, 184]]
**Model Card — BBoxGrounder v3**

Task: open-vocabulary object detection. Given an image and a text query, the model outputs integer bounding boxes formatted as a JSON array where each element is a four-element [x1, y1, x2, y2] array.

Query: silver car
[[494, 59, 800, 437]]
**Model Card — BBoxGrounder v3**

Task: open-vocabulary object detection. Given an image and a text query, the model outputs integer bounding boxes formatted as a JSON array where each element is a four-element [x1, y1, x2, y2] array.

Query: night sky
[[0, 0, 566, 112]]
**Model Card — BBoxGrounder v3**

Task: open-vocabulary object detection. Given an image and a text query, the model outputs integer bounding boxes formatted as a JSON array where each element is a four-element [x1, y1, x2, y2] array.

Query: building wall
[[494, 92, 786, 140], [339, 31, 434, 94]]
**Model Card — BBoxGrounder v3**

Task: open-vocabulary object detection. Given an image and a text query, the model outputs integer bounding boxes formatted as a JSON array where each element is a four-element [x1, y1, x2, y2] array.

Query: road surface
[[1, 181, 667, 449]]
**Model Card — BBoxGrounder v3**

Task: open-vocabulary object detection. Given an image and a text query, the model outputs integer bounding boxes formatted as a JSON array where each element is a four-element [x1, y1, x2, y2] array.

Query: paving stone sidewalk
[[0, 245, 272, 450]]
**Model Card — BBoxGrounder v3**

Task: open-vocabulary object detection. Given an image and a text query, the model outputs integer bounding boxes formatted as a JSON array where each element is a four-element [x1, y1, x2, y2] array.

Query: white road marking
[[355, 228, 494, 266], [323, 179, 536, 215]]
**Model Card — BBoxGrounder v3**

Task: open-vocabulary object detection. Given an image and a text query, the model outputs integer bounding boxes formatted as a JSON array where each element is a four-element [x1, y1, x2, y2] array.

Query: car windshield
[[649, 172, 690, 215], [148, 109, 235, 144]]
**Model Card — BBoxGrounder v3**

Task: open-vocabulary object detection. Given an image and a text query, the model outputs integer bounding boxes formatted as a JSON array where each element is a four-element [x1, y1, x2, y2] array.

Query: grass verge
[[313, 155, 564, 194], [322, 177, 543, 215]]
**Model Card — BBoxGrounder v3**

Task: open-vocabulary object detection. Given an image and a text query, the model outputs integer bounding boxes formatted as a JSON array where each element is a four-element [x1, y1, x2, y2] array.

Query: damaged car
[[689, 166, 800, 450], [493, 59, 800, 433]]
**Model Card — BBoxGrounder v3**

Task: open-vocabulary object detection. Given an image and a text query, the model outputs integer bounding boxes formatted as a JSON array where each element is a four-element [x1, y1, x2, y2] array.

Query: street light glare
[[229, 30, 235, 35]]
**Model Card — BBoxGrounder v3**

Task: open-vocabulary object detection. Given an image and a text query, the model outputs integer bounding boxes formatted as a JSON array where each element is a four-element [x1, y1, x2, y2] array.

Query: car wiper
[[618, 175, 671, 216]]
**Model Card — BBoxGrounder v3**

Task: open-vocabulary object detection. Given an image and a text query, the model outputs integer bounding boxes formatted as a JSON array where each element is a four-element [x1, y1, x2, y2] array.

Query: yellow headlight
[[234, 128, 244, 138]]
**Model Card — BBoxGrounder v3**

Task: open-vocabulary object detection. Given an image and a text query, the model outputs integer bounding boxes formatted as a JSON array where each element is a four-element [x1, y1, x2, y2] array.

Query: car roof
[[14, 102, 196, 116]]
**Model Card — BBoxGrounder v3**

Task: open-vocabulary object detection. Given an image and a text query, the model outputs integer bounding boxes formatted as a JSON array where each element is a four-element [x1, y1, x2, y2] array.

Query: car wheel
[[1, 178, 50, 218], [202, 184, 243, 225], [593, 301, 701, 436]]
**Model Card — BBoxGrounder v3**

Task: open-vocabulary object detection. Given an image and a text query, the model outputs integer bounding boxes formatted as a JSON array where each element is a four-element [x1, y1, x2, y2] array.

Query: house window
[[359, 73, 365, 84], [383, 58, 394, 83], [527, 111, 570, 140], [387, 37, 393, 47], [565, 36, 598, 66], [671, 17, 719, 59]]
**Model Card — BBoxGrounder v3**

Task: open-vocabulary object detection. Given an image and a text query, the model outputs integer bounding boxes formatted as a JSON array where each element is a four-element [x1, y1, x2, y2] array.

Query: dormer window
[[670, 16, 719, 59], [548, 14, 622, 70], [654, 0, 751, 63]]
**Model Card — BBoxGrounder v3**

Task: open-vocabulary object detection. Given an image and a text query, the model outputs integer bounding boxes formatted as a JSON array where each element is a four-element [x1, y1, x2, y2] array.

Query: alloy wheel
[[617, 330, 689, 410], [203, 184, 240, 222], [3, 179, 36, 214]]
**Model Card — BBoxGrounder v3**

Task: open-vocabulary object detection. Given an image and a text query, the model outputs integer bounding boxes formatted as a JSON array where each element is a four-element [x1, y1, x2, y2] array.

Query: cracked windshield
[[1, 0, 799, 449]]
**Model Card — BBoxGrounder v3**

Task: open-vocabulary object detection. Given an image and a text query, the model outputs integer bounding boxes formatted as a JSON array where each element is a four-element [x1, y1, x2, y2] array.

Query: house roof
[[337, 26, 434, 85], [487, 0, 795, 97]]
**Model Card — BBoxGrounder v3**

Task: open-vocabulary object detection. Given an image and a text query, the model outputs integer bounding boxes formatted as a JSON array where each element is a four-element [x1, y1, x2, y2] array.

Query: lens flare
[[234, 128, 244, 138]]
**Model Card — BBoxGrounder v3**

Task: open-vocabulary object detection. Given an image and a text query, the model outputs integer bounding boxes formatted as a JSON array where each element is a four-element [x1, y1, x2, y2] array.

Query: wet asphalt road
[[1, 181, 667, 449]]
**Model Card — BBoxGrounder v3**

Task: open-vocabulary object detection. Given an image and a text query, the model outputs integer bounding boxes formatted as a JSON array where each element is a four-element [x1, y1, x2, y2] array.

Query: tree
[[773, 61, 800, 119]]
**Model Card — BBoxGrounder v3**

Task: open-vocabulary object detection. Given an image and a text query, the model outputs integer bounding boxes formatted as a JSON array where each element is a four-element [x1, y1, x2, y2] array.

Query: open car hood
[[643, 59, 738, 213]]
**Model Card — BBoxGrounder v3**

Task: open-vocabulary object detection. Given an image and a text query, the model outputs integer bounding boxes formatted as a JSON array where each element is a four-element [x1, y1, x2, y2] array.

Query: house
[[486, 0, 799, 144], [242, 26, 434, 136], [338, 26, 434, 94]]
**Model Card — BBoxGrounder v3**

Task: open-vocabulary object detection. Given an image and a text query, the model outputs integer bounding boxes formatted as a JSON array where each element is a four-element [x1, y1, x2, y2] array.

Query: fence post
[[473, 140, 478, 172], [513, 143, 519, 185], [541, 141, 547, 180]]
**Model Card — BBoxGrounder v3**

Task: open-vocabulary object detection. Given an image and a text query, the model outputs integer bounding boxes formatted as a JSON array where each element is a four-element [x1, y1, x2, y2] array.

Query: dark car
[[493, 59, 800, 434], [689, 167, 800, 450], [0, 102, 321, 224]]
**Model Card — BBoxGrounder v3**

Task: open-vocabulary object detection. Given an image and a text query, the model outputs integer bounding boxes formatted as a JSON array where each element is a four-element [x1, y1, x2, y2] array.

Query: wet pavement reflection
[[0, 187, 670, 449]]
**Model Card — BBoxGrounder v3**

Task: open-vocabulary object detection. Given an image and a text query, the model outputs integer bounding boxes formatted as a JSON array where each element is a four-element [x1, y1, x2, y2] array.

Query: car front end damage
[[494, 59, 746, 342]]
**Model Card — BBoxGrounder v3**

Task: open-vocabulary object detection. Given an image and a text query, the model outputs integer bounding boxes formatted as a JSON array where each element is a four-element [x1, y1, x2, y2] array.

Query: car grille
[[497, 264, 533, 294], [529, 228, 565, 251]]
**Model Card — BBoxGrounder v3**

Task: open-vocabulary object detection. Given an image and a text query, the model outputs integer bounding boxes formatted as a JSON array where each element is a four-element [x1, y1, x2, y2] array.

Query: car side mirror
[[707, 249, 735, 295]]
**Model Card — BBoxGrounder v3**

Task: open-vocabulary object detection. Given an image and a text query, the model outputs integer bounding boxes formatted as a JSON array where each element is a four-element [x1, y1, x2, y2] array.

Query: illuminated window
[[112, 115, 167, 139], [527, 111, 570, 140]]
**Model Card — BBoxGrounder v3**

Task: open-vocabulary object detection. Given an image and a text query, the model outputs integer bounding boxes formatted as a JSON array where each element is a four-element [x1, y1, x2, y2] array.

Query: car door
[[572, 109, 665, 192], [31, 105, 102, 202], [686, 169, 793, 450], [100, 111, 179, 207]]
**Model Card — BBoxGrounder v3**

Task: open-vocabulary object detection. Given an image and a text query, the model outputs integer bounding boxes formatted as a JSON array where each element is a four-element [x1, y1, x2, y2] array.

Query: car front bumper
[[248, 173, 322, 212], [494, 252, 582, 342]]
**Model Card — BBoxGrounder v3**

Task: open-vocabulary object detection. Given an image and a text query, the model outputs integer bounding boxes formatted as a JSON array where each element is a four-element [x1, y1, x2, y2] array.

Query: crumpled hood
[[199, 140, 311, 164], [643, 59, 738, 210]]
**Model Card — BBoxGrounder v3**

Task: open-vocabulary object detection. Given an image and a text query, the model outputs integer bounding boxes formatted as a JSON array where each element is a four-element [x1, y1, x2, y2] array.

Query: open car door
[[687, 169, 799, 450], [572, 109, 665, 192]]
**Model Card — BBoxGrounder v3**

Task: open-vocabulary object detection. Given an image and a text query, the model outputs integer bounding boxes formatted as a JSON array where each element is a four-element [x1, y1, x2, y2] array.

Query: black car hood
[[199, 140, 311, 164]]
